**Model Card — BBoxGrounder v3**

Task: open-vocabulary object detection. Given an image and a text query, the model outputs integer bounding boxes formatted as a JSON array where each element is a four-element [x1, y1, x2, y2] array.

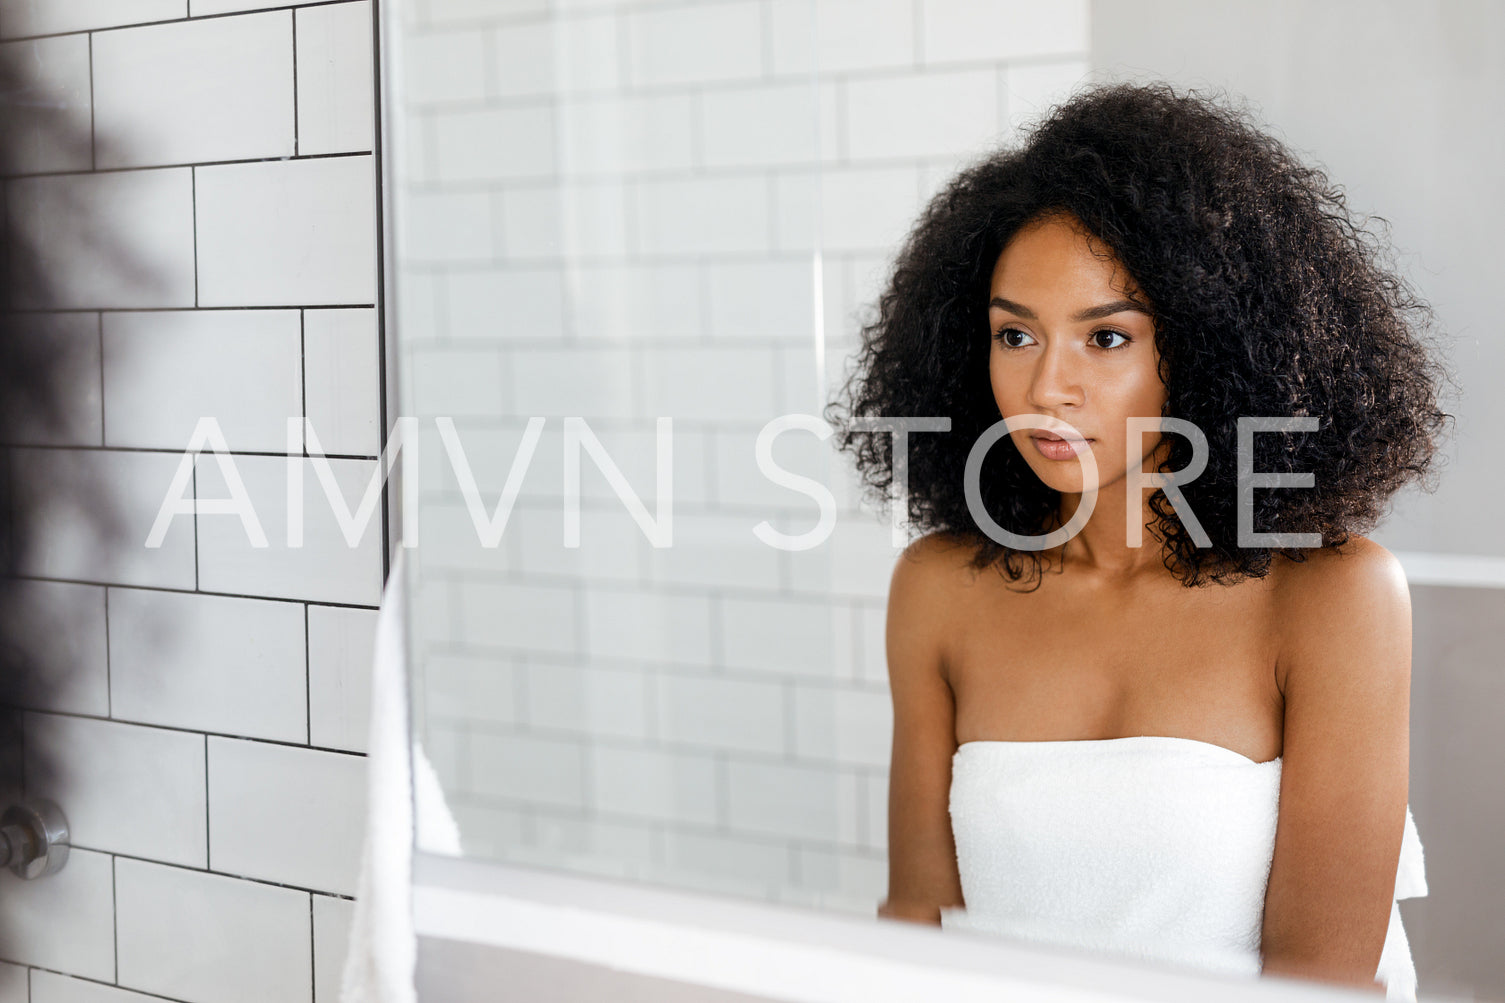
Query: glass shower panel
[[391, 0, 881, 913]]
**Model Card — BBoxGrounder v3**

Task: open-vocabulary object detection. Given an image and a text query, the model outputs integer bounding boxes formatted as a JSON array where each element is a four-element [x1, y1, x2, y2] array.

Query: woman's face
[[988, 212, 1168, 496]]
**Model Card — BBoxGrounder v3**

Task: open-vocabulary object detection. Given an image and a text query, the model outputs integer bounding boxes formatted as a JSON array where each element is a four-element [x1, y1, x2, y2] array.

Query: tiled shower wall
[[0, 2, 383, 1002], [398, 0, 1088, 914]]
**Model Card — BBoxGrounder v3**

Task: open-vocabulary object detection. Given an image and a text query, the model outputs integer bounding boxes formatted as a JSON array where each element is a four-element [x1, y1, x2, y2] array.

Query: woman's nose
[[1026, 341, 1085, 409]]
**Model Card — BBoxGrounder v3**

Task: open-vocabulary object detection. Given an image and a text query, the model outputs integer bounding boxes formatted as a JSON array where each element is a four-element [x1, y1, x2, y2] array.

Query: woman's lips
[[1029, 432, 1092, 459]]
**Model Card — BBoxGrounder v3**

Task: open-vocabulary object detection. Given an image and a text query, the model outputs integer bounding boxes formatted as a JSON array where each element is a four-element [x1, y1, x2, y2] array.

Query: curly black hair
[[824, 80, 1457, 591]]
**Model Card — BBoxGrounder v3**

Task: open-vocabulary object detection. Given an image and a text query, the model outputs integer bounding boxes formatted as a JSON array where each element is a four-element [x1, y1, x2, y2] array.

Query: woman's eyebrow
[[989, 296, 1152, 322]]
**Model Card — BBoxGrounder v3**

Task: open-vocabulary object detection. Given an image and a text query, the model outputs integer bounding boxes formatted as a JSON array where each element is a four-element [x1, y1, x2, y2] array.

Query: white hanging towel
[[341, 546, 463, 1003]]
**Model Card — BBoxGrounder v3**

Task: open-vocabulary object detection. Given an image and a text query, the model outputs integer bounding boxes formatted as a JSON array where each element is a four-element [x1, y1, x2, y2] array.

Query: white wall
[[0, 2, 383, 1001], [1090, 0, 1502, 560], [395, 0, 1089, 915]]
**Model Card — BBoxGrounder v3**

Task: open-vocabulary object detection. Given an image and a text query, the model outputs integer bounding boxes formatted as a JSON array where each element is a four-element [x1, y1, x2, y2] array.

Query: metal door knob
[[0, 800, 69, 879]]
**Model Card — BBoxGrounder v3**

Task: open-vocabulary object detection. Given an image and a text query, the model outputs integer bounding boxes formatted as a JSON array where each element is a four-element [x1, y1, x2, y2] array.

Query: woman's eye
[[1092, 329, 1130, 350], [993, 327, 1032, 348]]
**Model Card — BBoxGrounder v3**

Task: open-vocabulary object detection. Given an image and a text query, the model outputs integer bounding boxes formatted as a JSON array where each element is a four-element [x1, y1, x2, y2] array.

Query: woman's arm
[[1260, 537, 1413, 994], [877, 534, 966, 925]]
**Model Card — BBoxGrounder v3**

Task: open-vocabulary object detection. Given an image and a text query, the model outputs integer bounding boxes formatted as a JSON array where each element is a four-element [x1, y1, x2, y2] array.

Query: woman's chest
[[944, 567, 1287, 762]]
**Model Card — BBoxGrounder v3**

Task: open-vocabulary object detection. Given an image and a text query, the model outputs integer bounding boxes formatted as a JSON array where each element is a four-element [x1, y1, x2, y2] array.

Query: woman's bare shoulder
[[892, 530, 983, 593], [886, 532, 981, 670], [902, 529, 992, 569], [1275, 535, 1407, 602], [1272, 535, 1410, 690]]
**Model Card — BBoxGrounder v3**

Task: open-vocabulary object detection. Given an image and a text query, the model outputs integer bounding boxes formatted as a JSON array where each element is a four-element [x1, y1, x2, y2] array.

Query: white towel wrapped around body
[[940, 736, 1427, 1001]]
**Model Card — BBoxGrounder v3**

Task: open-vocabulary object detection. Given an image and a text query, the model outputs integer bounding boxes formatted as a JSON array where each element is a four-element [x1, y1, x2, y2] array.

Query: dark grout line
[[0, 0, 361, 44], [300, 308, 308, 458], [87, 32, 96, 172], [20, 965, 189, 1003], [102, 587, 112, 718], [371, 0, 392, 586], [203, 735, 211, 871], [291, 7, 301, 158], [0, 441, 379, 459], [190, 462, 199, 590], [190, 167, 198, 308], [95, 311, 106, 443], [304, 603, 312, 745], [4, 304, 378, 314], [308, 893, 317, 1001], [65, 846, 361, 902], [3, 149, 371, 182], [13, 575, 382, 609], [14, 705, 372, 759], [110, 853, 119, 984]]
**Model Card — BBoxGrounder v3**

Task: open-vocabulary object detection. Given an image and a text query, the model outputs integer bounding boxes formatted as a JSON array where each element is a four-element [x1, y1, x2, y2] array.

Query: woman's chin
[[1029, 467, 1112, 495]]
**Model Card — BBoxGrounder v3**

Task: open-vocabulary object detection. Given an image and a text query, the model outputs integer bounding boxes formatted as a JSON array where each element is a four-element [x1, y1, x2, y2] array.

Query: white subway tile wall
[[194, 157, 378, 306], [0, 582, 110, 718], [396, 0, 1090, 916], [0, 965, 26, 1001], [91, 13, 296, 168], [0, 2, 379, 1001], [107, 587, 309, 742], [101, 309, 304, 452], [307, 604, 380, 752], [0, 313, 104, 446], [0, 1, 186, 39], [114, 858, 312, 1003], [303, 308, 383, 456], [15, 448, 199, 588], [0, 35, 94, 174], [23, 713, 208, 868], [296, 2, 377, 156], [0, 850, 116, 982], [311, 896, 355, 1003], [8, 169, 198, 309], [206, 737, 366, 895], [193, 452, 385, 605]]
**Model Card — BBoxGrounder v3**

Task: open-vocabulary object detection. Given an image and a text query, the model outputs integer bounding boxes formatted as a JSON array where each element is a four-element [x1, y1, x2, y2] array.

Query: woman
[[825, 81, 1454, 1000]]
